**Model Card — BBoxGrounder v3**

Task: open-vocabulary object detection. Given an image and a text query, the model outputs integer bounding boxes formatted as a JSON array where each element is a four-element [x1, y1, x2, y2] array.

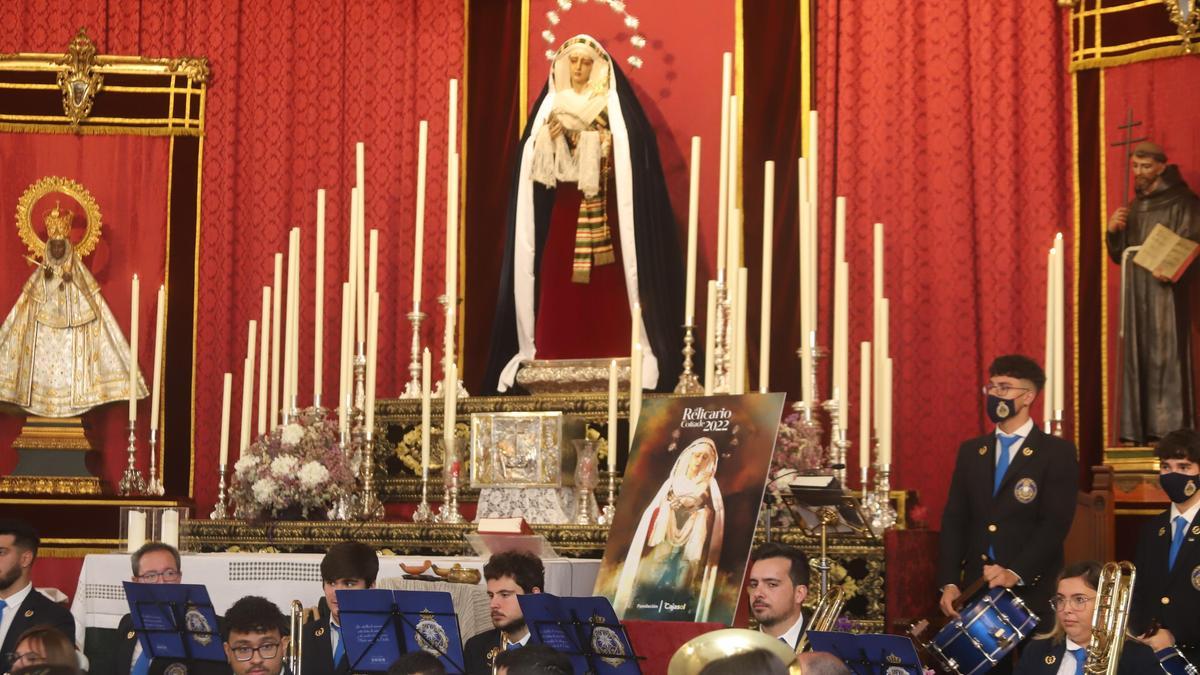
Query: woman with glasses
[[7, 625, 80, 674], [1015, 560, 1159, 674]]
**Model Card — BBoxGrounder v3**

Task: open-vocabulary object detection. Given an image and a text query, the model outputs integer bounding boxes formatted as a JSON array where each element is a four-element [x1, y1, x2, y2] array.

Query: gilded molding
[[0, 475, 102, 495], [57, 29, 103, 127]]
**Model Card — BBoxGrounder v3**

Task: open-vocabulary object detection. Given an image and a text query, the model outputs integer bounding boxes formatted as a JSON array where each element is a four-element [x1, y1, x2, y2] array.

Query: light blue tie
[[506, 640, 522, 651], [1169, 516, 1187, 571], [0, 598, 6, 628], [994, 434, 1020, 495], [331, 623, 345, 667], [131, 649, 150, 675], [1069, 647, 1086, 675]]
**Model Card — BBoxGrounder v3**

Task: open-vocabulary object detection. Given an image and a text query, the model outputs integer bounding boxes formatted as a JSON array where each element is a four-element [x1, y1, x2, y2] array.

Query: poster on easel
[[593, 393, 785, 624]]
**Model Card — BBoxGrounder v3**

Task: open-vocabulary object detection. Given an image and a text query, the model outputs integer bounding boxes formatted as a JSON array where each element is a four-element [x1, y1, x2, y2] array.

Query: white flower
[[252, 477, 278, 504], [280, 423, 304, 447], [297, 461, 330, 489], [234, 454, 258, 475], [271, 455, 299, 477]]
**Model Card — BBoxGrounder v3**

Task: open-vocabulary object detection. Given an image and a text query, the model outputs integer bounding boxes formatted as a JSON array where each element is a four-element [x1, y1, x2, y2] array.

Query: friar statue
[[1106, 141, 1200, 444], [0, 203, 146, 417]]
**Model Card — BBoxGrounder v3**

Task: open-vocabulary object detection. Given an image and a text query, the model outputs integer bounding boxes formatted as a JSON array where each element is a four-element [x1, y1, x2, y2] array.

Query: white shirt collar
[[1064, 638, 1086, 652], [1, 580, 33, 605], [759, 611, 806, 649], [1170, 498, 1200, 526], [515, 631, 532, 647], [995, 418, 1034, 439]]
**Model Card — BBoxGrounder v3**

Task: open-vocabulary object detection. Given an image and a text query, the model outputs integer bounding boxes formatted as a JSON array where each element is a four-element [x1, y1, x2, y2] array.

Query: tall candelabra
[[411, 472, 434, 522], [436, 435, 465, 524], [821, 395, 850, 487], [145, 428, 165, 496], [674, 320, 703, 394], [434, 295, 468, 398], [359, 431, 384, 519], [862, 446, 897, 534], [209, 463, 229, 519], [401, 306, 426, 398], [118, 421, 146, 496], [711, 275, 731, 392]]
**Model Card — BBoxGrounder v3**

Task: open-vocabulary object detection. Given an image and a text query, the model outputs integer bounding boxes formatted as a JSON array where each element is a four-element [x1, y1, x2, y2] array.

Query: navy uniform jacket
[[463, 628, 503, 675], [936, 425, 1079, 620], [0, 587, 77, 672], [1130, 507, 1200, 665], [1014, 636, 1160, 674], [300, 600, 351, 675]]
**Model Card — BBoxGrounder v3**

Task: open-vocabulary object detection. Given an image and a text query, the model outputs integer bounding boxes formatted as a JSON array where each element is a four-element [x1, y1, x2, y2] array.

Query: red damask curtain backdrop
[[813, 1, 1074, 527], [0, 1, 463, 510]]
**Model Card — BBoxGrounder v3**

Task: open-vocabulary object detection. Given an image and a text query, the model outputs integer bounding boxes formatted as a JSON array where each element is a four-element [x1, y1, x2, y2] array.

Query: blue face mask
[[1160, 471, 1200, 504], [986, 394, 1020, 424]]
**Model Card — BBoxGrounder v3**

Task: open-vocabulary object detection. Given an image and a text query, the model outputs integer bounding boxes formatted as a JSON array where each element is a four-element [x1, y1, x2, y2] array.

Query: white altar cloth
[[70, 552, 600, 647]]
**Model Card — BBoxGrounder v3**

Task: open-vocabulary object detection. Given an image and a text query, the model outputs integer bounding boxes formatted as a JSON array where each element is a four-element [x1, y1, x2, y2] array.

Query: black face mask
[[1160, 471, 1200, 504], [986, 394, 1021, 424]]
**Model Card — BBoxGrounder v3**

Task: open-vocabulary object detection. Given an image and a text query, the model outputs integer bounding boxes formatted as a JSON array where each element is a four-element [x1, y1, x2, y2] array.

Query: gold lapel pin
[[127, 631, 136, 640], [1192, 525, 1200, 536], [315, 627, 325, 637], [979, 447, 987, 456], [1160, 527, 1168, 537], [24, 609, 34, 617], [1044, 655, 1056, 665], [1022, 447, 1033, 456]]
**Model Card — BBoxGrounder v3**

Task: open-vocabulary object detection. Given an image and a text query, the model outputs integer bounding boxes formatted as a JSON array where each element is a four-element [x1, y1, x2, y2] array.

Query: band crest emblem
[[1014, 478, 1038, 504], [165, 663, 188, 675], [184, 605, 212, 646], [591, 625, 626, 667], [415, 609, 450, 655], [1191, 566, 1200, 591]]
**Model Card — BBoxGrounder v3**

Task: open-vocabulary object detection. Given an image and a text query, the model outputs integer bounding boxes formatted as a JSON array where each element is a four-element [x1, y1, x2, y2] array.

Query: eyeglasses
[[230, 643, 281, 662], [135, 569, 181, 583], [1049, 594, 1095, 611], [5, 652, 46, 666], [982, 383, 1031, 398]]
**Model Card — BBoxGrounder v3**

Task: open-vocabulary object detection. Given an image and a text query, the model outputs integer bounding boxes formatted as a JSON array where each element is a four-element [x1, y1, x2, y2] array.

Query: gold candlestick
[[674, 321, 703, 394], [209, 462, 229, 519], [118, 421, 146, 496], [358, 431, 384, 519], [145, 428, 164, 496], [401, 308, 427, 398]]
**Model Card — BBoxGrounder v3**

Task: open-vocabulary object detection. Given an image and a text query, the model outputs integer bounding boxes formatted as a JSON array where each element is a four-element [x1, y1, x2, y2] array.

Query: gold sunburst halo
[[15, 176, 103, 259]]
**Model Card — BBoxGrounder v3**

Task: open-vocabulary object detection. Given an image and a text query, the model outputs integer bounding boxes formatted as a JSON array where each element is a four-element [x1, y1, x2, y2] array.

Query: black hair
[[320, 541, 380, 586], [130, 542, 181, 576], [988, 354, 1046, 392], [386, 651, 446, 675], [0, 519, 40, 558], [699, 649, 789, 675], [492, 644, 571, 674], [483, 551, 544, 593], [749, 542, 811, 587], [1155, 428, 1200, 464], [222, 596, 288, 641]]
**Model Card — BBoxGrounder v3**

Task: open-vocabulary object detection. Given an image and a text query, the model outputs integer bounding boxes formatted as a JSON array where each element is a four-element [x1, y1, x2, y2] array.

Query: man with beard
[[1107, 141, 1200, 444], [746, 543, 809, 649], [0, 519, 76, 673], [462, 552, 543, 675], [222, 596, 288, 675]]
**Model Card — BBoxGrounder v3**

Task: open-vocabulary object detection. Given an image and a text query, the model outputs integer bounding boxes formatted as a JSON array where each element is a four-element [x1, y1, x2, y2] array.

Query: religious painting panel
[[1097, 56, 1200, 463], [593, 392, 784, 625], [0, 32, 205, 495]]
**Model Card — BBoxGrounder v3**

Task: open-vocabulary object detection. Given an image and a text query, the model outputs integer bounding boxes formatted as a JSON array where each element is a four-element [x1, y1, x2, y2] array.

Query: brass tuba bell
[[667, 628, 803, 674]]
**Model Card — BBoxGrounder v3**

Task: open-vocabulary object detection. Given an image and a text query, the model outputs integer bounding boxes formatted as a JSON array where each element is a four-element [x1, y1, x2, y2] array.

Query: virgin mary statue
[[484, 34, 686, 393], [0, 203, 146, 417], [612, 437, 725, 622]]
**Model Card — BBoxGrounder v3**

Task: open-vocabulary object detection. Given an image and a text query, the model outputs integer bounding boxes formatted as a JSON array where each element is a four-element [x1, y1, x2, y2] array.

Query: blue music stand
[[519, 594, 642, 674], [336, 588, 466, 674], [122, 582, 227, 667], [805, 631, 925, 675]]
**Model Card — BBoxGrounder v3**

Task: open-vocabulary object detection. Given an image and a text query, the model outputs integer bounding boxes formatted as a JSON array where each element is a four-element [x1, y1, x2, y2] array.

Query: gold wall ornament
[[1164, 0, 1200, 52], [57, 29, 104, 127], [15, 176, 103, 259]]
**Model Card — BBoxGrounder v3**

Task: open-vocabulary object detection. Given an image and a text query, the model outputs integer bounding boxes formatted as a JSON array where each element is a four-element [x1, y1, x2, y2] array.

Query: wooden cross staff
[[1110, 106, 1147, 206]]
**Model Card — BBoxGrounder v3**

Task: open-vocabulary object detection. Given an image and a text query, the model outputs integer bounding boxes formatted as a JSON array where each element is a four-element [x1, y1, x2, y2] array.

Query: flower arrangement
[[230, 411, 358, 520]]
